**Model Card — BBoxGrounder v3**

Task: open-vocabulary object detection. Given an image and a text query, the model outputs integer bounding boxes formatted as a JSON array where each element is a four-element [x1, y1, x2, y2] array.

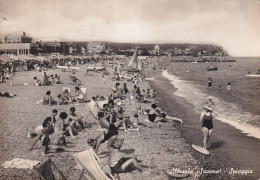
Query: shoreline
[[143, 68, 260, 179]]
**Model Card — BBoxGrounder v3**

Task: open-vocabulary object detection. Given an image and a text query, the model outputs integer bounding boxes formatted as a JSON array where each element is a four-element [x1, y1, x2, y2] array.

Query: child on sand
[[109, 139, 143, 173]]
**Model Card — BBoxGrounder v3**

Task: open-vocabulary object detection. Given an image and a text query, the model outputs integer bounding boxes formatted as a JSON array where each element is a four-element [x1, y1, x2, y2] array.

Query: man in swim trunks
[[147, 104, 183, 124], [109, 139, 143, 173], [29, 121, 81, 154], [55, 112, 77, 139]]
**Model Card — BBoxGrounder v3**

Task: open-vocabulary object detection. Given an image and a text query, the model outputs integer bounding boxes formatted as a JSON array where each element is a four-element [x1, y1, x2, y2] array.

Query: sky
[[0, 0, 260, 56]]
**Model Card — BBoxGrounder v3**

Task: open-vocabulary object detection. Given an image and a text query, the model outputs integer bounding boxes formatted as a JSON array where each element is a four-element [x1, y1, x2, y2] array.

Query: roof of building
[[35, 38, 61, 42]]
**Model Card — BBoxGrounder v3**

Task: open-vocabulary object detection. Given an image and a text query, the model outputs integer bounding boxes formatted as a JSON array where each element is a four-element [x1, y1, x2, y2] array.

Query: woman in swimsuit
[[88, 111, 125, 153], [200, 106, 214, 150], [109, 139, 143, 173]]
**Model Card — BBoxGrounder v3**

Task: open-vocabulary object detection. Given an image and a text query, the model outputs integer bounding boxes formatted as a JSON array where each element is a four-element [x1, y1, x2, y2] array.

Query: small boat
[[206, 65, 218, 71], [246, 70, 260, 77], [191, 61, 197, 64], [246, 74, 260, 78]]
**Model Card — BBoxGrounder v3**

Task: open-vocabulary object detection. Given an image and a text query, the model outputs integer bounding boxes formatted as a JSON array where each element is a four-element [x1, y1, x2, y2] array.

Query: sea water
[[161, 57, 260, 140]]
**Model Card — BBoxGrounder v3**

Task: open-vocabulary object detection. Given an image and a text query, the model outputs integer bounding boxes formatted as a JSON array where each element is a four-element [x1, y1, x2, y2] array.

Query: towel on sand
[[2, 158, 40, 169]]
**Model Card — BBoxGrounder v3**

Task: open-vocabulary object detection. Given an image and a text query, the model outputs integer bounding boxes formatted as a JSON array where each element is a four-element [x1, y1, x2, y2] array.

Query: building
[[87, 42, 105, 54], [0, 32, 32, 55], [154, 44, 160, 55], [80, 47, 85, 54]]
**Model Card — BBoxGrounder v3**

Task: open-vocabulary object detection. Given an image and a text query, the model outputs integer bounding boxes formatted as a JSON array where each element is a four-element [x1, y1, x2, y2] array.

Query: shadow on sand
[[209, 141, 224, 150]]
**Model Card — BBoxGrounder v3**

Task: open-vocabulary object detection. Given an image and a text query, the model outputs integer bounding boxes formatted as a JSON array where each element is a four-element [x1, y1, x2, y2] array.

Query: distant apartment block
[[87, 42, 105, 54], [0, 32, 32, 55]]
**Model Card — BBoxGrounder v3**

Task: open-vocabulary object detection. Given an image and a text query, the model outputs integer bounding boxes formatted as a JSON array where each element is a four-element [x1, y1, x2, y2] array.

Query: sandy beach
[[0, 66, 199, 180]]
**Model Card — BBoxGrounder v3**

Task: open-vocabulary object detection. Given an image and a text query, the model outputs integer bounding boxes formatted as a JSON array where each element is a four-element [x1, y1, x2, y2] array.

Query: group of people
[[208, 77, 232, 92], [29, 108, 85, 154], [33, 72, 63, 86], [42, 86, 86, 105]]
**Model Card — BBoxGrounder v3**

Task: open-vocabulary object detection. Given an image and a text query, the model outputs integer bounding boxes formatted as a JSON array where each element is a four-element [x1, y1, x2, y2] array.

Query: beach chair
[[69, 75, 81, 86], [80, 88, 88, 102], [72, 148, 116, 180], [86, 102, 103, 130], [33, 158, 67, 180]]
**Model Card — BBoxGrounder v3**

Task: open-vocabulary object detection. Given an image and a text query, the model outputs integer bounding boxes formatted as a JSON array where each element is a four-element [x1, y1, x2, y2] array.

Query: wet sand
[[143, 68, 260, 180]]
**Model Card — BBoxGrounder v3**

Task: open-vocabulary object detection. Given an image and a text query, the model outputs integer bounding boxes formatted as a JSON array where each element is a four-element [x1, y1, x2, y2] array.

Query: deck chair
[[86, 102, 103, 130], [80, 88, 88, 102], [69, 75, 81, 86], [72, 148, 116, 180], [33, 157, 67, 180]]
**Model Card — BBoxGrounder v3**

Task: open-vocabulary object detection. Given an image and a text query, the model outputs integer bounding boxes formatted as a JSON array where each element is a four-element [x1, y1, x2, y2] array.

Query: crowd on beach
[[0, 55, 220, 178], [24, 62, 192, 176]]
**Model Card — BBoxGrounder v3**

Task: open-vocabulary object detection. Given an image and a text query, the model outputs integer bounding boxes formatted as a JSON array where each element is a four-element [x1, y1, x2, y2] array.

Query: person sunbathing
[[29, 121, 81, 154], [72, 86, 85, 102], [107, 102, 140, 132], [42, 91, 57, 106], [33, 77, 41, 86], [122, 83, 128, 94], [151, 89, 157, 99], [147, 104, 183, 124], [68, 107, 85, 129], [59, 89, 72, 104], [88, 112, 126, 153], [0, 92, 17, 98], [145, 89, 151, 99], [109, 139, 143, 173], [54, 112, 77, 139], [28, 109, 58, 138]]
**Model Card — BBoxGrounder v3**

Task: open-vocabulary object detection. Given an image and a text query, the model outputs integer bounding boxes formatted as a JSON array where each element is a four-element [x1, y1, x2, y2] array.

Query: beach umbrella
[[0, 54, 12, 62]]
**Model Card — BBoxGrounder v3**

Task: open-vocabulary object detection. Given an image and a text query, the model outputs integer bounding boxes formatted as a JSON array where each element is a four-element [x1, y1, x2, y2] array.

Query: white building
[[0, 32, 32, 55], [87, 42, 105, 54]]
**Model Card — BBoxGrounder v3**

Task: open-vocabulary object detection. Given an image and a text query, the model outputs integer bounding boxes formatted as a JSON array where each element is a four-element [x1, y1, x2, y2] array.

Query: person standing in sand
[[200, 106, 214, 150]]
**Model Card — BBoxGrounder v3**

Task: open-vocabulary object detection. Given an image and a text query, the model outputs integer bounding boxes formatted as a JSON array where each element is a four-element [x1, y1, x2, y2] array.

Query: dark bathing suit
[[202, 114, 213, 130], [111, 158, 129, 173], [148, 114, 156, 122], [102, 123, 118, 142]]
